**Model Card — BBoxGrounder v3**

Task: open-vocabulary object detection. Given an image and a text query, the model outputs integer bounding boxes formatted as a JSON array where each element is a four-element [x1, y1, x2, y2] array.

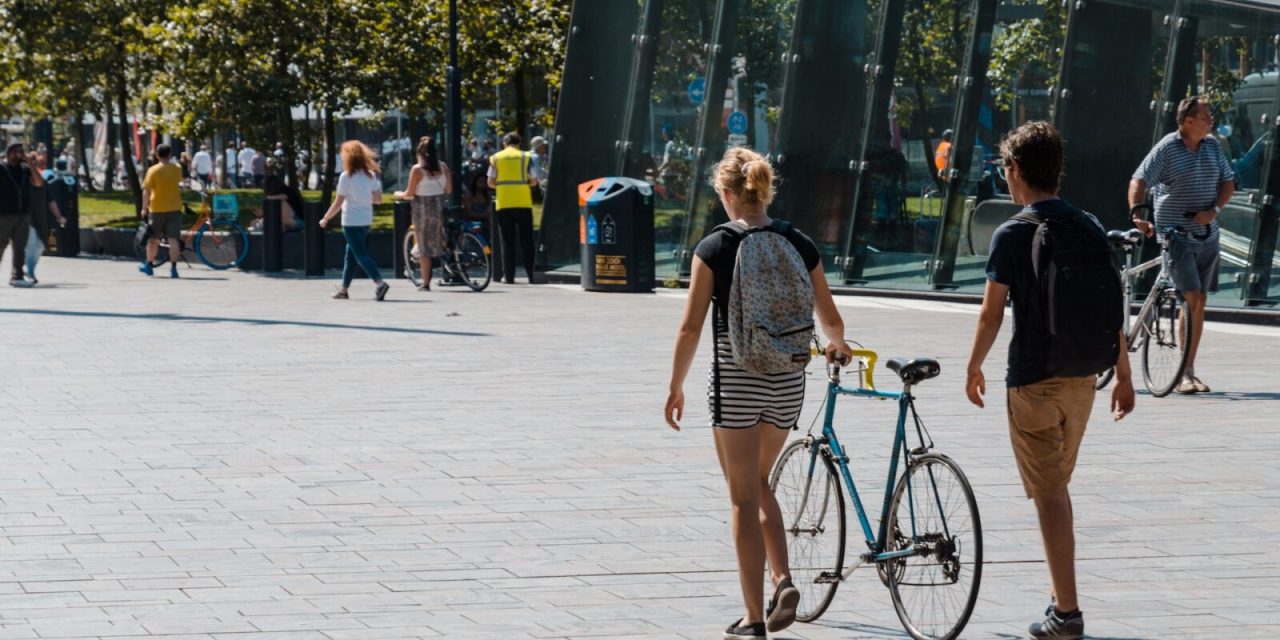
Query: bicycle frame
[[794, 355, 944, 577], [1116, 232, 1178, 348]]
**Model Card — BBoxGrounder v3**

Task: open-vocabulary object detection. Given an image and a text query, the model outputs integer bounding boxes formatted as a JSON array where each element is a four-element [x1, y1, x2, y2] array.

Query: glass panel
[[1183, 0, 1280, 306], [844, 0, 970, 290], [639, 0, 718, 283], [540, 1, 641, 271], [677, 0, 799, 272], [771, 0, 877, 281], [943, 0, 1067, 292], [1055, 1, 1170, 235]]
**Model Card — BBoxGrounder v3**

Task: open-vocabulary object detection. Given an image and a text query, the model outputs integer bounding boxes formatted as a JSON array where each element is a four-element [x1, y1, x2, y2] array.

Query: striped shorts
[[707, 333, 806, 429]]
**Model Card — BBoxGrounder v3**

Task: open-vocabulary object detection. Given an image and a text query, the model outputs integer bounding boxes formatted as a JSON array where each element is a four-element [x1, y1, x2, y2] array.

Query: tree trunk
[[117, 80, 142, 212], [321, 108, 337, 206], [279, 98, 297, 189], [514, 66, 529, 141], [76, 103, 96, 192], [1240, 37, 1252, 78], [104, 107, 116, 192], [913, 83, 944, 192]]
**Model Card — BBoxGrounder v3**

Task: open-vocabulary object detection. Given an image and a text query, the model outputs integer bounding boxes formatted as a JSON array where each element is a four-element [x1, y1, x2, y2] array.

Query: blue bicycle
[[769, 347, 982, 640]]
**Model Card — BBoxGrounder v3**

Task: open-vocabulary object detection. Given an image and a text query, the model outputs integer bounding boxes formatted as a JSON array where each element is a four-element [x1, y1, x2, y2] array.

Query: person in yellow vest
[[487, 132, 539, 284]]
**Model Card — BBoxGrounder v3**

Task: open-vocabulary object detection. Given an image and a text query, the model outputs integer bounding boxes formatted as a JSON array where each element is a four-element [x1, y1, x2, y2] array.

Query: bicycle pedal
[[815, 571, 842, 584]]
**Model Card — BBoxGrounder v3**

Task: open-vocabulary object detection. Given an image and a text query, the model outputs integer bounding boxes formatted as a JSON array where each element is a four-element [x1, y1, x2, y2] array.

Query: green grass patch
[[80, 189, 546, 233]]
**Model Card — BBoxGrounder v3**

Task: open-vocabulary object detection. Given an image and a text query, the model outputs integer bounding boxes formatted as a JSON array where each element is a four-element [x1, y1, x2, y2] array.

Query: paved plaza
[[0, 256, 1277, 639]]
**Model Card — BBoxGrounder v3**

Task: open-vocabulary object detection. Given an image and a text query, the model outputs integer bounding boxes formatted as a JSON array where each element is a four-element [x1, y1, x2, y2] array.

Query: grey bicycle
[[1095, 223, 1193, 397]]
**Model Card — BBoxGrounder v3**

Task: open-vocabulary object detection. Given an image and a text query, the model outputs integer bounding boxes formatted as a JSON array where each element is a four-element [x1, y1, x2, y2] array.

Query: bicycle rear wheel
[[885, 453, 982, 640], [134, 236, 171, 268], [453, 232, 492, 291], [403, 228, 423, 288], [194, 222, 249, 270], [1142, 286, 1192, 397], [769, 439, 846, 623]]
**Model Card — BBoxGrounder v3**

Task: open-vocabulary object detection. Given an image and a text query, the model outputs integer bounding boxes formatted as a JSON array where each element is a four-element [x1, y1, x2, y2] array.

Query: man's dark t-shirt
[[985, 198, 1107, 387], [0, 164, 31, 215], [694, 221, 822, 332]]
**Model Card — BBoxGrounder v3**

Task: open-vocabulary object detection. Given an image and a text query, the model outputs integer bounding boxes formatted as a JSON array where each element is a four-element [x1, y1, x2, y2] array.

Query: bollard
[[56, 180, 80, 257], [262, 198, 283, 272], [304, 200, 325, 276], [392, 200, 411, 279]]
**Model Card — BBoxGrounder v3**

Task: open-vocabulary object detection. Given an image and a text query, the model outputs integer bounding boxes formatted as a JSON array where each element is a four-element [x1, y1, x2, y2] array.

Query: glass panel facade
[[550, 0, 1280, 310]]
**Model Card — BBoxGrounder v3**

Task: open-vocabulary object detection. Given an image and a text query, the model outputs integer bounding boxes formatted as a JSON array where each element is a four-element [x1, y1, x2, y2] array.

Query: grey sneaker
[[9, 277, 32, 288], [1190, 375, 1210, 393], [375, 282, 390, 301], [1028, 608, 1083, 639]]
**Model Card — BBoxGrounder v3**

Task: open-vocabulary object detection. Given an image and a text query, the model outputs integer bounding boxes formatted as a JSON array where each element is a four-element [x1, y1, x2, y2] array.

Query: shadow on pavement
[[0, 308, 488, 336], [1196, 390, 1280, 401]]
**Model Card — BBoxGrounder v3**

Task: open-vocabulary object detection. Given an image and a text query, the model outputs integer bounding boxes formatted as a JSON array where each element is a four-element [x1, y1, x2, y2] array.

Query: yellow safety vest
[[492, 146, 533, 210]]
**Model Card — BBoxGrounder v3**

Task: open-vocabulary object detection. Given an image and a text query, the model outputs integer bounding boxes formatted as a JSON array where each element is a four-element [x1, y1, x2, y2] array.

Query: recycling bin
[[579, 177, 654, 292]]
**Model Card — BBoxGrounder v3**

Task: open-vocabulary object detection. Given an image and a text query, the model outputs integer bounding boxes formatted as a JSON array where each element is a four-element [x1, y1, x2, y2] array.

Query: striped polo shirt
[[1132, 132, 1234, 241]]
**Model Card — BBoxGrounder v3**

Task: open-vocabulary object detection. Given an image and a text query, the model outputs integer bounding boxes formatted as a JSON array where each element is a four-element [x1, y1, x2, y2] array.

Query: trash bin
[[579, 177, 654, 293]]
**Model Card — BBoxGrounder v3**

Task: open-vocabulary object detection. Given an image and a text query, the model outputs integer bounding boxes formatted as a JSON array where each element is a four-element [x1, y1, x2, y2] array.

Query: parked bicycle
[[770, 344, 982, 640], [1095, 207, 1195, 397], [403, 209, 492, 291], [134, 183, 249, 270]]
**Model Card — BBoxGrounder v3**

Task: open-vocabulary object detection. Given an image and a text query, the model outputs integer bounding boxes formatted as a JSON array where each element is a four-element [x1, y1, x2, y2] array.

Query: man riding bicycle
[[1128, 95, 1235, 395]]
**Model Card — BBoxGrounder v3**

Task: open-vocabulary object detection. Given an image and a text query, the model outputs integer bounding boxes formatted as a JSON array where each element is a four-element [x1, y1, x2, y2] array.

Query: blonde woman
[[664, 148, 852, 639], [320, 140, 389, 300], [395, 136, 451, 291]]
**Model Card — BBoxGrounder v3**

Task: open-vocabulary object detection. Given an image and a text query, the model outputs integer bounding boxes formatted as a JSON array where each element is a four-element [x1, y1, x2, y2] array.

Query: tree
[[896, 0, 971, 189]]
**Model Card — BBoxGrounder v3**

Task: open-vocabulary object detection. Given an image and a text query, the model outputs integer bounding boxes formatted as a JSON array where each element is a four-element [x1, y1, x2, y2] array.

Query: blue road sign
[[687, 77, 706, 104], [727, 111, 749, 135]]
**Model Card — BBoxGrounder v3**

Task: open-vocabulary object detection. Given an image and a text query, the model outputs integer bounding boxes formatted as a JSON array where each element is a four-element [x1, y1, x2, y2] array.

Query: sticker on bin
[[601, 215, 616, 244], [595, 254, 627, 284], [587, 214, 598, 244]]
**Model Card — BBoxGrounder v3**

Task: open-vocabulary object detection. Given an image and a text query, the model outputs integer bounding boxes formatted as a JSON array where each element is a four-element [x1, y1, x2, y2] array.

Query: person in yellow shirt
[[139, 144, 184, 277], [487, 132, 540, 284]]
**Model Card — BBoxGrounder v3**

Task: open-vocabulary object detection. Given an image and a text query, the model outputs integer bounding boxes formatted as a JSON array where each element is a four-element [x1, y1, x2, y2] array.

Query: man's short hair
[[155, 144, 172, 160], [502, 132, 522, 147], [6, 143, 24, 154], [998, 121, 1063, 194], [1177, 95, 1207, 125]]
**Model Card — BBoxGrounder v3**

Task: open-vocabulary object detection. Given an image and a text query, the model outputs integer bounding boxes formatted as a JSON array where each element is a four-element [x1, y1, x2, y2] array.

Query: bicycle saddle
[[886, 357, 941, 385], [1107, 229, 1142, 249]]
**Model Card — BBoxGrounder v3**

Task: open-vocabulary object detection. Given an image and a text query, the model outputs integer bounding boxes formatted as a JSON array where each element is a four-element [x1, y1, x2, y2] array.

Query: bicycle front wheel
[[403, 228, 423, 288], [885, 453, 982, 640], [194, 222, 249, 270], [453, 233, 492, 291], [1142, 286, 1192, 397], [769, 439, 846, 623]]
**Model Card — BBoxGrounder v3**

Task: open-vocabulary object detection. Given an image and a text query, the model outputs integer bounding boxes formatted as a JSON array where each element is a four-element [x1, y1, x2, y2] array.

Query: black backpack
[[1013, 206, 1123, 377]]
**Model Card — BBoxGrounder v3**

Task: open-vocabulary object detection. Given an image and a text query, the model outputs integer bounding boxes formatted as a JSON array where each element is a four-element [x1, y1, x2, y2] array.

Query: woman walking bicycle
[[320, 140, 389, 301], [395, 136, 451, 291], [664, 148, 853, 639]]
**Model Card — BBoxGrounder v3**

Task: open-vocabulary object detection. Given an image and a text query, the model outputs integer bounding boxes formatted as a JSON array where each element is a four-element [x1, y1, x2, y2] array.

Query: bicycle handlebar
[[813, 343, 878, 390]]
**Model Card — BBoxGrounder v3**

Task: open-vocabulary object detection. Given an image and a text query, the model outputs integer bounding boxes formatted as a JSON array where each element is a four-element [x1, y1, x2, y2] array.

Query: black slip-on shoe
[[724, 618, 766, 639], [766, 577, 800, 632]]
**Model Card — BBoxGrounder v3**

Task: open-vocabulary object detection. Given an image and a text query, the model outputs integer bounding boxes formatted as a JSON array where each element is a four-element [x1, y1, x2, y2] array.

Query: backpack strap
[[1012, 209, 1047, 282], [712, 302, 723, 426]]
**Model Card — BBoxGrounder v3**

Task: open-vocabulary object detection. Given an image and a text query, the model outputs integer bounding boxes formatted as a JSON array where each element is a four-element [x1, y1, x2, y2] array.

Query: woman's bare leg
[[714, 424, 772, 625]]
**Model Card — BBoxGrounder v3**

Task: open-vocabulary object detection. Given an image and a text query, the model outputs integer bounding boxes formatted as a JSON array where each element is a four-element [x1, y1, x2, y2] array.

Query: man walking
[[966, 122, 1135, 640], [1129, 95, 1234, 394], [0, 143, 42, 287], [139, 144, 184, 278], [238, 144, 256, 189], [487, 132, 539, 284], [192, 144, 213, 188]]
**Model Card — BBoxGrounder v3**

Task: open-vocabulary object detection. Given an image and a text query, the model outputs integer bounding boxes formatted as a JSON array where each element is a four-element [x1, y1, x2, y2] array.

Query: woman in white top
[[395, 136, 451, 291], [320, 140, 389, 300]]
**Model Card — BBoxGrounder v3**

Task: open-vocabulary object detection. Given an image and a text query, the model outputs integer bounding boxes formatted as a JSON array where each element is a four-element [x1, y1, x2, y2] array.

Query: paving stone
[[0, 257, 1276, 637]]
